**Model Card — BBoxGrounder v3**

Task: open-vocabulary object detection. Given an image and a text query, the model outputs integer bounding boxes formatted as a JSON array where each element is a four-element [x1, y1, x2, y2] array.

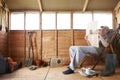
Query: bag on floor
[[100, 54, 117, 76], [0, 57, 7, 74]]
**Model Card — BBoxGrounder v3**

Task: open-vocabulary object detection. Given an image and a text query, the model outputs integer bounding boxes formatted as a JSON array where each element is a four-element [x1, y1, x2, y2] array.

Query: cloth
[[29, 65, 38, 70], [7, 57, 18, 72], [0, 57, 21, 74], [78, 67, 100, 76]]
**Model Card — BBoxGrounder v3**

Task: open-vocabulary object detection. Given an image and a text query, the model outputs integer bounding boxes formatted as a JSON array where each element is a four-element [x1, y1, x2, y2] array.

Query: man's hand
[[84, 35, 88, 40], [85, 35, 91, 46], [97, 29, 103, 37]]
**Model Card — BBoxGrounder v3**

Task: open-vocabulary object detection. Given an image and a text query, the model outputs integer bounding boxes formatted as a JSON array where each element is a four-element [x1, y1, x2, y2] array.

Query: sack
[[0, 57, 7, 74]]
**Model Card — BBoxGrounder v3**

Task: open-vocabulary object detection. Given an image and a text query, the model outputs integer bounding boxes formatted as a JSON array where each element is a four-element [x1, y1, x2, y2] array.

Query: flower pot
[[35, 59, 41, 67]]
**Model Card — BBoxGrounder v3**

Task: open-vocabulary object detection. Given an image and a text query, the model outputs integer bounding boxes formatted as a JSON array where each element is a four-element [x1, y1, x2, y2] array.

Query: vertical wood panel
[[9, 30, 25, 64], [74, 30, 88, 46], [58, 30, 71, 65], [0, 32, 8, 56], [42, 30, 56, 63], [8, 30, 88, 66]]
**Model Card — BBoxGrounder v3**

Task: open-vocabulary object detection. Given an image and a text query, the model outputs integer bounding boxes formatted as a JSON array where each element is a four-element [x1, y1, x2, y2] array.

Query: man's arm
[[99, 35, 109, 48]]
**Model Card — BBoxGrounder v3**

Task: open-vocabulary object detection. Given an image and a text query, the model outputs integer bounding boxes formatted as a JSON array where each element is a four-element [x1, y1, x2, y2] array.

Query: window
[[42, 12, 56, 30], [10, 11, 113, 30], [25, 12, 39, 30], [73, 12, 92, 29], [93, 12, 112, 29], [11, 12, 24, 30], [57, 13, 71, 29]]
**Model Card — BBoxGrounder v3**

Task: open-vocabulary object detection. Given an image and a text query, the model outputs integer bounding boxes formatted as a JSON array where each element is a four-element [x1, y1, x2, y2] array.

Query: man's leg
[[63, 46, 98, 74], [69, 46, 98, 70]]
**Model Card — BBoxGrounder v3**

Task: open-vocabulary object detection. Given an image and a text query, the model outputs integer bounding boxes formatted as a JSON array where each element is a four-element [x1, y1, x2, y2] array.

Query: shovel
[[25, 31, 33, 67]]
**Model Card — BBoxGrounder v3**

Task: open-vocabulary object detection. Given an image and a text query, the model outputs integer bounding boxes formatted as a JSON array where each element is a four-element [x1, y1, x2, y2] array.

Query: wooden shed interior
[[0, 0, 120, 74], [0, 0, 120, 65]]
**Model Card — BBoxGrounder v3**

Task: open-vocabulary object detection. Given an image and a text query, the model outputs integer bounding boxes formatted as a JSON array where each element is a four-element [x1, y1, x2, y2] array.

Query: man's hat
[[100, 26, 109, 30]]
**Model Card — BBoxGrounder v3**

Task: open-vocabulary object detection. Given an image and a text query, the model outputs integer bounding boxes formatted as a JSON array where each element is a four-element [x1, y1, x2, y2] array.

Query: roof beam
[[83, 0, 89, 12], [37, 0, 42, 12]]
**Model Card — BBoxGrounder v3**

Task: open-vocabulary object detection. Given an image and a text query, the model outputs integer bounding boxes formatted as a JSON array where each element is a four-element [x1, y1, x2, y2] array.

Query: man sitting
[[63, 26, 114, 75]]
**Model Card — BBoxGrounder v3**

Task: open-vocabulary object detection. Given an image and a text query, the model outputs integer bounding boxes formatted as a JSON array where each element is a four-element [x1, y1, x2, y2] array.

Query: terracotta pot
[[35, 59, 41, 67]]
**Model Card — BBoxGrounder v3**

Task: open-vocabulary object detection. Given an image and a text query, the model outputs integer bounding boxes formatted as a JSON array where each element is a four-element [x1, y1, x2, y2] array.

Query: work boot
[[100, 54, 117, 76], [63, 67, 74, 74]]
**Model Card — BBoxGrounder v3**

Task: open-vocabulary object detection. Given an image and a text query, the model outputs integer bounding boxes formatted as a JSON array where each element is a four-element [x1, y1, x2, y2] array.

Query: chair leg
[[79, 56, 88, 68], [91, 54, 102, 70], [79, 53, 103, 70], [91, 58, 100, 70]]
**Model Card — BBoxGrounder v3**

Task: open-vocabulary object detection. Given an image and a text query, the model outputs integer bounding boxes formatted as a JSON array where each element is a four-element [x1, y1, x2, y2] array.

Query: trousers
[[69, 46, 99, 70]]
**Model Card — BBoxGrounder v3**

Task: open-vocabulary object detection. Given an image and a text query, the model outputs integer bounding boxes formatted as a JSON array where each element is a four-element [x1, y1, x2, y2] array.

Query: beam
[[83, 0, 89, 12], [37, 0, 42, 12]]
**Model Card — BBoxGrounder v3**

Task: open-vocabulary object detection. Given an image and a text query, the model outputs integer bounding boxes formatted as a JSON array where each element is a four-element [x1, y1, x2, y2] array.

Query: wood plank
[[0, 65, 120, 80], [8, 30, 89, 66]]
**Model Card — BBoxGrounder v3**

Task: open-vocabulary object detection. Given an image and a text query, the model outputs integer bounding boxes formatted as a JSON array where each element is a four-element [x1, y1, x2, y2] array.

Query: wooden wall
[[9, 31, 25, 64], [0, 32, 8, 56], [8, 30, 88, 65], [114, 1, 120, 62], [2, 1, 120, 66], [0, 0, 9, 57], [114, 1, 120, 25]]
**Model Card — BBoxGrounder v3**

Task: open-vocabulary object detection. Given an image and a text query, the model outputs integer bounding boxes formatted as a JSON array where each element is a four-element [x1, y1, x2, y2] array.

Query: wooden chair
[[79, 29, 116, 70], [79, 50, 105, 70]]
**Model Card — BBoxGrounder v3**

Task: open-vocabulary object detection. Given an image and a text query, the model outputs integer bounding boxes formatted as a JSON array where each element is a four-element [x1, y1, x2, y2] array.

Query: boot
[[100, 54, 117, 76]]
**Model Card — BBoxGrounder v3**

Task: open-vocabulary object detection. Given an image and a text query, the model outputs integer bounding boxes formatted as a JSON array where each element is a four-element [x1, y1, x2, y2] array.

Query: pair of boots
[[100, 54, 117, 76]]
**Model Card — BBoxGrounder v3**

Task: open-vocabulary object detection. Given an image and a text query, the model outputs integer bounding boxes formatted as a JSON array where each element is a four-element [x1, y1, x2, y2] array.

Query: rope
[[44, 66, 50, 80]]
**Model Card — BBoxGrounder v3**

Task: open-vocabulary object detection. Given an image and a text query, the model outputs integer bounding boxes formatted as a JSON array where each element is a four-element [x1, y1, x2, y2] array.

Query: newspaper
[[87, 34, 99, 47], [86, 21, 99, 47]]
